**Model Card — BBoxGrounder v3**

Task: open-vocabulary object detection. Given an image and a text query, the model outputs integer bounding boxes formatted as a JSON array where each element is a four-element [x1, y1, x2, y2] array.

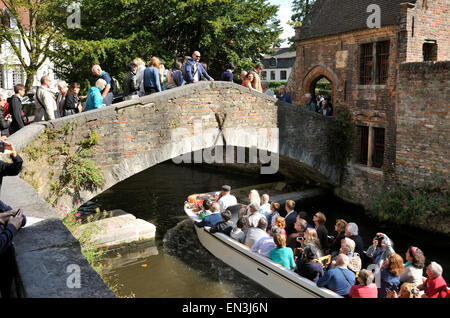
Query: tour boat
[[184, 192, 342, 298]]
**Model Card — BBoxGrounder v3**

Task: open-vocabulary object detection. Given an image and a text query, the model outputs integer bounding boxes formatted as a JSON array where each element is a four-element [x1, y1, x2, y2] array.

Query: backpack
[[2, 101, 9, 118], [111, 76, 120, 95]]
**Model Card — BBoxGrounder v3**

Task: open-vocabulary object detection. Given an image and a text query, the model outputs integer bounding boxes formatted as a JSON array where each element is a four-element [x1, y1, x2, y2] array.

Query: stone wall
[[395, 61, 450, 186]]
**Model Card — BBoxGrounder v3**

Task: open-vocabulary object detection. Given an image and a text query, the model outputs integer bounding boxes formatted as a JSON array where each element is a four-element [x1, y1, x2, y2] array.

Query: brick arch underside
[[302, 65, 339, 106]]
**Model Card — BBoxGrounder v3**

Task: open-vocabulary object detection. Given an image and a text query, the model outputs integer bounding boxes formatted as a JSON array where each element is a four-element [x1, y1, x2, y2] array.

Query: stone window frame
[[355, 121, 386, 169], [270, 71, 276, 81], [280, 70, 287, 80], [358, 38, 391, 86]]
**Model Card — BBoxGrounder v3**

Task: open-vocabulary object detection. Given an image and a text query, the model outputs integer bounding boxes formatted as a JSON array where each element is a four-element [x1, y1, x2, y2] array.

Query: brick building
[[287, 0, 449, 204]]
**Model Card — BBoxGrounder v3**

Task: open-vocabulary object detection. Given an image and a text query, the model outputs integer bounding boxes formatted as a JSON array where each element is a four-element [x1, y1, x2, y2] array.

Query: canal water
[[84, 161, 450, 297]]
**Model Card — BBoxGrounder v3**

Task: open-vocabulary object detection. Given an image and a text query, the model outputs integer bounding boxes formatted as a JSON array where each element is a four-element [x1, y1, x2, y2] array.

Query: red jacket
[[424, 276, 448, 298]]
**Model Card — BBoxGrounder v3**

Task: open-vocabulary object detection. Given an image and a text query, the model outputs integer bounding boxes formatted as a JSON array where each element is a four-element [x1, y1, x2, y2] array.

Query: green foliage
[[368, 185, 449, 227], [50, 0, 282, 86], [78, 130, 100, 149], [61, 152, 105, 193], [288, 0, 316, 47], [328, 108, 354, 175]]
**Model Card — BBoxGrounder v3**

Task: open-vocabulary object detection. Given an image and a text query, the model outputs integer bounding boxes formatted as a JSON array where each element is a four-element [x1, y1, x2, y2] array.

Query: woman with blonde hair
[[302, 228, 322, 254], [379, 253, 405, 298], [269, 233, 295, 270], [143, 56, 161, 95], [248, 189, 260, 205], [274, 216, 287, 240]]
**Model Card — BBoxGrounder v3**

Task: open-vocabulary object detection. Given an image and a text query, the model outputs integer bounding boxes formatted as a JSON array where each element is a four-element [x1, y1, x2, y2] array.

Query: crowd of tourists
[[195, 185, 448, 298]]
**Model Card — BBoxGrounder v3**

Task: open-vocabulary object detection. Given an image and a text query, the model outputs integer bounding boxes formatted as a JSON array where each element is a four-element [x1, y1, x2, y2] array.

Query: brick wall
[[396, 61, 450, 186], [401, 0, 450, 62]]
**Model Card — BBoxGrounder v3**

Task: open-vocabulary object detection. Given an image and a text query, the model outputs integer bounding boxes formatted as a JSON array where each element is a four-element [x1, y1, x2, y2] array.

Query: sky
[[269, 0, 295, 47]]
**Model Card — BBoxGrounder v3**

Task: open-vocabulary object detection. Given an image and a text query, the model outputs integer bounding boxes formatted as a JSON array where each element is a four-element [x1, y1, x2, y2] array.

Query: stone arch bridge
[[11, 81, 341, 210], [4, 81, 342, 297]]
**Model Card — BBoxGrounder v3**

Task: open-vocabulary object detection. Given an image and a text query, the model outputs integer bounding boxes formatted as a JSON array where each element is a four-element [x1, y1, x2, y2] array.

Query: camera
[[374, 235, 384, 246]]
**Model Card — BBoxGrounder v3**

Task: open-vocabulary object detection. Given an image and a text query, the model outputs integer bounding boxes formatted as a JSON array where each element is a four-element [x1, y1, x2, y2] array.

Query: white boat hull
[[185, 203, 341, 298]]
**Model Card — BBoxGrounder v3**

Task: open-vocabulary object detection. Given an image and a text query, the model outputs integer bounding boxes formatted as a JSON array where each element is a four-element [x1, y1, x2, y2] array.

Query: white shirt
[[217, 193, 237, 212], [259, 203, 271, 218], [193, 63, 200, 82]]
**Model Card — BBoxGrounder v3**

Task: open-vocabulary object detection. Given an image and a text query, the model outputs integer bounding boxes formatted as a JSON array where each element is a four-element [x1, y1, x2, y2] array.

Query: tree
[[0, 1, 64, 92], [287, 0, 316, 47], [50, 0, 282, 90]]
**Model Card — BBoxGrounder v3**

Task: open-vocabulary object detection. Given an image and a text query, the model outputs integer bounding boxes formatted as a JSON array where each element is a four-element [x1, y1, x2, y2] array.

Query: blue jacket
[[379, 269, 401, 298], [195, 213, 222, 228], [143, 66, 161, 92], [184, 58, 211, 84], [317, 267, 355, 296], [87, 87, 104, 111], [277, 93, 292, 104], [220, 70, 234, 82]]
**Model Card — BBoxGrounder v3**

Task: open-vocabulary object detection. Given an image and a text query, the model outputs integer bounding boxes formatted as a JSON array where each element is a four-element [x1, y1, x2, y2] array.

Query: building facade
[[288, 0, 449, 205], [261, 47, 296, 82]]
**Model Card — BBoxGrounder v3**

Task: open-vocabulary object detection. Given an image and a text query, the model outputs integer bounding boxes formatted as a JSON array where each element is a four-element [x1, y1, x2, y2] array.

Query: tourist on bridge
[[133, 58, 146, 97], [91, 65, 114, 106], [87, 79, 107, 111], [63, 83, 83, 116], [0, 92, 11, 136], [242, 72, 257, 91], [220, 64, 235, 82], [166, 61, 183, 89], [34, 75, 58, 121], [143, 57, 162, 95], [304, 93, 317, 112], [276, 85, 292, 104], [184, 51, 214, 84], [251, 63, 264, 92], [217, 185, 237, 212], [240, 70, 248, 86], [56, 81, 68, 118], [122, 62, 140, 100], [8, 85, 27, 135], [261, 82, 275, 98]]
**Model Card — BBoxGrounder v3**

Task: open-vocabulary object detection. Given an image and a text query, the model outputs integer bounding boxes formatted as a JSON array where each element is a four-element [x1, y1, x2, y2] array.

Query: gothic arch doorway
[[302, 65, 338, 106]]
